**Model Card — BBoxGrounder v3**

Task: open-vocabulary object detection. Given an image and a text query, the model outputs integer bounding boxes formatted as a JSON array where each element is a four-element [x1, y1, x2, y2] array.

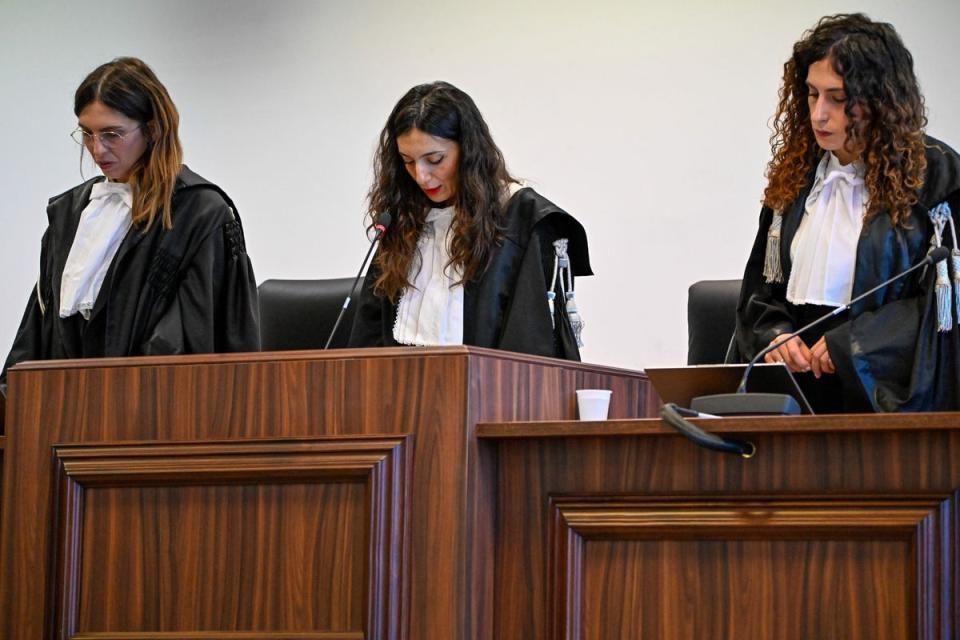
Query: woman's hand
[[763, 334, 812, 373], [809, 336, 835, 378]]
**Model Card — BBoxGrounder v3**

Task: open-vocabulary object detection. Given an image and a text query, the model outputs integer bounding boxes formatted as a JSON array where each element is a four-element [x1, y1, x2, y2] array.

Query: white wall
[[2, 0, 958, 370]]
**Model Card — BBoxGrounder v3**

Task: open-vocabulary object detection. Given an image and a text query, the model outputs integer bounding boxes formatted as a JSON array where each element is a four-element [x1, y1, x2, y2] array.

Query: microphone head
[[928, 245, 951, 264]]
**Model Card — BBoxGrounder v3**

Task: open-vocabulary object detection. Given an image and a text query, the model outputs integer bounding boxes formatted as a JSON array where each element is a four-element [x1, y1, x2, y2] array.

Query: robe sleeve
[[824, 198, 960, 412], [142, 216, 260, 355], [1, 231, 53, 393], [735, 206, 796, 359], [347, 258, 392, 348], [1, 284, 46, 393]]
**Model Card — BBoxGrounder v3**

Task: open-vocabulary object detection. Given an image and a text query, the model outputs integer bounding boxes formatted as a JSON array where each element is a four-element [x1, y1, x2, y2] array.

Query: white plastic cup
[[576, 389, 612, 421]]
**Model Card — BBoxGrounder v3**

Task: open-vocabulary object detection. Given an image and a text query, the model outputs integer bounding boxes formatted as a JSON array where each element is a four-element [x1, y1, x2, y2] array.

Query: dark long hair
[[764, 13, 927, 226], [75, 57, 183, 230], [368, 81, 517, 302]]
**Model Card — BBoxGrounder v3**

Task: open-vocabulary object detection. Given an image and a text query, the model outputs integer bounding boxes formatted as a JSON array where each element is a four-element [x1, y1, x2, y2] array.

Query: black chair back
[[687, 279, 742, 365], [258, 278, 357, 351]]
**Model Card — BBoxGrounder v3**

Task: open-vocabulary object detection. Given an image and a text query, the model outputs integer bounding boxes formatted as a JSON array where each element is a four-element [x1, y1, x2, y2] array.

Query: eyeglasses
[[70, 126, 141, 149]]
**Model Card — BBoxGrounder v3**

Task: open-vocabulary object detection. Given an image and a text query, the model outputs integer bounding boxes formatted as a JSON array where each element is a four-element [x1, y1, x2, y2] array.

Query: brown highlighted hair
[[75, 57, 183, 230], [764, 13, 927, 226], [367, 81, 517, 302]]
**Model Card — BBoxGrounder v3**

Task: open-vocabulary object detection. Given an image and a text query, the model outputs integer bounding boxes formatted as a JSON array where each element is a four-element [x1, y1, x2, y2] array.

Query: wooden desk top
[[477, 412, 960, 438]]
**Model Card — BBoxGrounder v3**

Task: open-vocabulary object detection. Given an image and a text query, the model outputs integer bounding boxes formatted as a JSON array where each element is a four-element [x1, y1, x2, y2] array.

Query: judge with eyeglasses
[[1, 57, 260, 393]]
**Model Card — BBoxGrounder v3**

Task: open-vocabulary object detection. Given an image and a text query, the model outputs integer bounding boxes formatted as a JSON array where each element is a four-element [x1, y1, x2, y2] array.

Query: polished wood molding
[[550, 495, 949, 538], [477, 412, 960, 438], [49, 437, 408, 639], [487, 415, 960, 639], [1, 348, 655, 638], [547, 495, 952, 639], [70, 633, 363, 639], [8, 345, 648, 378]]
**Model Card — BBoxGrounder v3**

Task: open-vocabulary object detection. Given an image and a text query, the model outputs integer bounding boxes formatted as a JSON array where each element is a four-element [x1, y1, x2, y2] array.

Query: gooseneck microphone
[[323, 212, 392, 349], [694, 245, 951, 416]]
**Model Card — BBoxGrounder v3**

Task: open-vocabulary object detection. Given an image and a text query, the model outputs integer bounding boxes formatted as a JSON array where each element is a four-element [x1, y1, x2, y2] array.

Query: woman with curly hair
[[735, 14, 960, 411], [348, 81, 591, 359], [1, 58, 260, 392]]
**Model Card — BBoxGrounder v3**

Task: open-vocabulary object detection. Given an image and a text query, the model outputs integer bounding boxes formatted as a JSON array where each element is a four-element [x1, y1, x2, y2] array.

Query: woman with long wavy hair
[[735, 14, 960, 411], [2, 57, 259, 391], [348, 81, 592, 359]]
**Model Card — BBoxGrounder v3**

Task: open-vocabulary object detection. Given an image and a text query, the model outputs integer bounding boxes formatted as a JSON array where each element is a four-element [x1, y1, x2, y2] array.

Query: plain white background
[[1, 0, 958, 371]]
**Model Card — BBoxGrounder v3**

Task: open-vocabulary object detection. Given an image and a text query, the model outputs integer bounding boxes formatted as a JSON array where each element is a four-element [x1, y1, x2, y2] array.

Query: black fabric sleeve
[[347, 259, 390, 348], [1, 230, 53, 392], [142, 216, 260, 355], [824, 206, 960, 412], [1, 284, 46, 392]]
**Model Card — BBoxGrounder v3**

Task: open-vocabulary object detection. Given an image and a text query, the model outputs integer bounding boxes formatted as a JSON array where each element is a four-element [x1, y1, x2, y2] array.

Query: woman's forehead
[[77, 100, 138, 128]]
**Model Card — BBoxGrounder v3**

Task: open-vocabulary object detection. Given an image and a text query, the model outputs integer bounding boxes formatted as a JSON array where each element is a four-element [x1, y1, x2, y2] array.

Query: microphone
[[692, 245, 951, 415], [323, 212, 392, 349]]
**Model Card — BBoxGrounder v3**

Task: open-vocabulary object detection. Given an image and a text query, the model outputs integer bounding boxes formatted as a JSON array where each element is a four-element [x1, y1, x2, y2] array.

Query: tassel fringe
[[928, 202, 956, 332], [936, 260, 953, 332], [549, 238, 585, 347], [953, 252, 960, 325], [565, 291, 585, 348], [763, 213, 783, 284]]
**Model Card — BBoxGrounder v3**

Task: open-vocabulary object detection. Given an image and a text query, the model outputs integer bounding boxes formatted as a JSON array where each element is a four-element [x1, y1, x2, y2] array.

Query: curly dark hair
[[764, 13, 927, 226], [367, 81, 517, 302]]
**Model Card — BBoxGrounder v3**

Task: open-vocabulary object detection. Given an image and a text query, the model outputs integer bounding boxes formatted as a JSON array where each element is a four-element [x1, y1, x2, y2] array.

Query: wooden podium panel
[[50, 438, 407, 638], [0, 347, 654, 639], [575, 538, 912, 638], [479, 415, 960, 639]]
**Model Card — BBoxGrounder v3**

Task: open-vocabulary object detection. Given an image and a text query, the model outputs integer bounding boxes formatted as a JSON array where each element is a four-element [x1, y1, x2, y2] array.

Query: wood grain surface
[[0, 347, 654, 639], [486, 417, 960, 639], [47, 438, 407, 638]]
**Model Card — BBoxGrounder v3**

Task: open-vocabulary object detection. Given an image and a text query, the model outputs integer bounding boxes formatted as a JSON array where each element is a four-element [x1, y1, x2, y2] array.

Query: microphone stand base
[[691, 393, 802, 416]]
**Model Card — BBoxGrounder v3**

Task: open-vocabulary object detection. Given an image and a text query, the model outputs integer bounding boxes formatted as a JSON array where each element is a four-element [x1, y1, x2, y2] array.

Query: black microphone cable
[[660, 403, 756, 457]]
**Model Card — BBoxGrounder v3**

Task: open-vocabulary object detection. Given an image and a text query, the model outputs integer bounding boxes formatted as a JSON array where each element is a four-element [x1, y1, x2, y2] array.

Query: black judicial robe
[[1, 166, 260, 390], [736, 136, 960, 412], [348, 187, 592, 360]]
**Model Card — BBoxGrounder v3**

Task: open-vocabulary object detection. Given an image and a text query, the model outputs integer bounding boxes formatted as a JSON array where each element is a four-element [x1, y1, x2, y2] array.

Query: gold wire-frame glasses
[[70, 126, 141, 149]]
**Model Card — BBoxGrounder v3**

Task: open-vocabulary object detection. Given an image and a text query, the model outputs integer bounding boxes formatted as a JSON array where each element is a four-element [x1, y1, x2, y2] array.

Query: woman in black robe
[[736, 14, 960, 412], [1, 57, 259, 392], [348, 81, 591, 360]]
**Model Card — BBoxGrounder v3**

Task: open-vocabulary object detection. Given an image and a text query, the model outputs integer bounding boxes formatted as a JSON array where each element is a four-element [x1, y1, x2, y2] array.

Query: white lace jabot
[[393, 205, 465, 346], [59, 180, 134, 319], [787, 152, 867, 307]]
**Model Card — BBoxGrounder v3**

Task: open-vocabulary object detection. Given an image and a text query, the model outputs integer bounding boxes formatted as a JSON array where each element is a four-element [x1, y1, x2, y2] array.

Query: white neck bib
[[59, 180, 134, 319], [393, 206, 465, 345], [787, 152, 866, 307]]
